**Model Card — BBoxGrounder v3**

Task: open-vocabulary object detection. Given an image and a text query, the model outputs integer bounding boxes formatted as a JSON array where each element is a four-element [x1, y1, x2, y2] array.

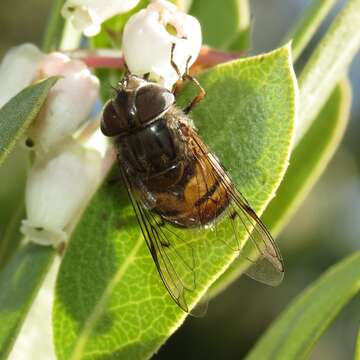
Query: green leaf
[[296, 0, 360, 143], [228, 0, 251, 51], [209, 79, 351, 298], [263, 79, 351, 236], [53, 46, 297, 359], [0, 147, 28, 269], [190, 0, 251, 51], [355, 328, 360, 360], [0, 244, 55, 359], [0, 77, 59, 166], [284, 0, 337, 62], [245, 252, 360, 360]]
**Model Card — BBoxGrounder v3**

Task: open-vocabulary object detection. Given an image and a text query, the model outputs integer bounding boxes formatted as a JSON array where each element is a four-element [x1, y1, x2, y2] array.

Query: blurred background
[[0, 0, 359, 359]]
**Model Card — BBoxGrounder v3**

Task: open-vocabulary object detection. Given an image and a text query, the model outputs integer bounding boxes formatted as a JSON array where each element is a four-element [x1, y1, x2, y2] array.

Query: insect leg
[[170, 43, 184, 95], [123, 60, 130, 77], [143, 72, 150, 80], [170, 43, 182, 78], [170, 43, 206, 112], [182, 73, 205, 114], [182, 52, 205, 113]]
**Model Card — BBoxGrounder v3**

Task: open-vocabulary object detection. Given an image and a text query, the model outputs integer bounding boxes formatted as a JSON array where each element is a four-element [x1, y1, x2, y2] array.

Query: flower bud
[[27, 53, 100, 153], [123, 0, 202, 89], [83, 127, 110, 159], [0, 44, 45, 107], [21, 139, 102, 246], [61, 0, 141, 36]]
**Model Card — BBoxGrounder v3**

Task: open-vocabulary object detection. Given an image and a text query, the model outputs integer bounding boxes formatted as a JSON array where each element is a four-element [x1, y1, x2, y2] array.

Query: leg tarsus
[[170, 42, 206, 112], [123, 61, 130, 77], [170, 43, 182, 78], [183, 74, 205, 114], [170, 43, 182, 94]]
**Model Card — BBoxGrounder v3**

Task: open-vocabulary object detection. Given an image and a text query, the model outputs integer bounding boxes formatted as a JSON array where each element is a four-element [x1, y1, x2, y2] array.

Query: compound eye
[[101, 100, 126, 136], [136, 85, 175, 123]]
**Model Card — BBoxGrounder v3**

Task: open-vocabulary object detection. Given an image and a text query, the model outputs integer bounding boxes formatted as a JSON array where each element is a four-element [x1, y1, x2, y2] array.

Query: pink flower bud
[[27, 53, 100, 153]]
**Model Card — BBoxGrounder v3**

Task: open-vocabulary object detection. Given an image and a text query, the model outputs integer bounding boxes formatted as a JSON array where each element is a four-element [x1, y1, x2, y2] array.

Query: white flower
[[61, 0, 140, 36], [0, 44, 45, 108], [77, 124, 114, 174], [123, 0, 202, 89], [82, 127, 110, 159], [27, 52, 100, 153], [0, 45, 100, 153], [21, 139, 102, 246]]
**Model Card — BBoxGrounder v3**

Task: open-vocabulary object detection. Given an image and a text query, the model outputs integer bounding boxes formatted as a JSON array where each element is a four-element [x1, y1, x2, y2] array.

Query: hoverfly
[[100, 44, 284, 313]]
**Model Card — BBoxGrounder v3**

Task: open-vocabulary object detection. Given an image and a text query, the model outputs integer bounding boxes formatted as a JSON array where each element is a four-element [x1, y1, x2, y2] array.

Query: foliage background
[[0, 0, 359, 359]]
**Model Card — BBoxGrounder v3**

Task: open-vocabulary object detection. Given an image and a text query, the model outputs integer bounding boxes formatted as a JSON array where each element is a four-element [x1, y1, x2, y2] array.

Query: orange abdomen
[[142, 145, 231, 228]]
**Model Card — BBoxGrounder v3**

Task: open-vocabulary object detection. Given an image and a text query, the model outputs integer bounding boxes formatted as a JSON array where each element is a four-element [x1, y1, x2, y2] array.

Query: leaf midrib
[[69, 234, 144, 360]]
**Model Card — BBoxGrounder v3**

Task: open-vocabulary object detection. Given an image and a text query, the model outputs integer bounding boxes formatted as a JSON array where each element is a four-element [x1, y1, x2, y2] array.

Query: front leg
[[170, 43, 206, 113], [182, 72, 205, 114]]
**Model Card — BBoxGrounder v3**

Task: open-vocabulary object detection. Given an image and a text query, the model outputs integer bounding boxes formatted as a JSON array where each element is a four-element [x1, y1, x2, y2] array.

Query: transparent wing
[[118, 126, 283, 314], [190, 129, 284, 286], [119, 164, 198, 313]]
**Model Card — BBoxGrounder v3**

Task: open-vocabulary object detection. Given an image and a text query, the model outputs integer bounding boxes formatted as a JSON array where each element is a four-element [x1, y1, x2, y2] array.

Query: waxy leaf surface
[[53, 46, 297, 360]]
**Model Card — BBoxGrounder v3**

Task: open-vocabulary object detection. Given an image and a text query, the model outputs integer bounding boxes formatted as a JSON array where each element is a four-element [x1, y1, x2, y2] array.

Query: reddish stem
[[84, 56, 124, 69], [80, 46, 243, 72]]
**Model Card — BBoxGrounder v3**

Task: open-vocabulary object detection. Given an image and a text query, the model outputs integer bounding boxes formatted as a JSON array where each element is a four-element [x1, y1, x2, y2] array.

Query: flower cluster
[[62, 0, 202, 88], [0, 0, 202, 248], [62, 0, 141, 36], [122, 0, 202, 88], [0, 44, 104, 247], [1, 1, 203, 357]]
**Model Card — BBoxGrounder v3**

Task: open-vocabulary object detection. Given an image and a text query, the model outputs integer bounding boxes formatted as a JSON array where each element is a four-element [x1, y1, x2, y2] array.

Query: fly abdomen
[[146, 148, 231, 228]]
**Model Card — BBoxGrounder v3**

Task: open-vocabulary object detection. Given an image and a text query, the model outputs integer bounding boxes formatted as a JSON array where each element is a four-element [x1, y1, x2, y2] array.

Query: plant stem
[[41, 0, 67, 52], [59, 22, 82, 51], [284, 0, 337, 62], [296, 0, 360, 144], [66, 46, 242, 70]]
